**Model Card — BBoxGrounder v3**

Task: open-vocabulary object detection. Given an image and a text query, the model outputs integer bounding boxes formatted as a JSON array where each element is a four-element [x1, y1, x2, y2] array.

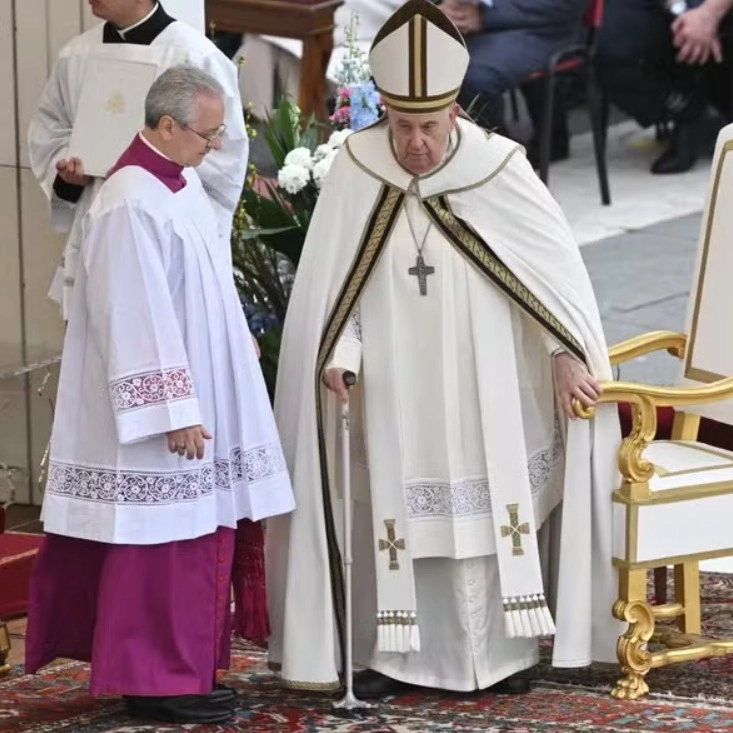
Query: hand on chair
[[553, 353, 602, 419]]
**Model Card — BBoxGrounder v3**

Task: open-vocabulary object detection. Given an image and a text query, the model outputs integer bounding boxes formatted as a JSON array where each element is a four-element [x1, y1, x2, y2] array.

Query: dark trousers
[[596, 0, 732, 127], [457, 25, 581, 134]]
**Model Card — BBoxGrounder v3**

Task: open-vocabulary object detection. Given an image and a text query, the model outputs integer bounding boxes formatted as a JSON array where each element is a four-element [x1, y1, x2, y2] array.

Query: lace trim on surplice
[[110, 366, 195, 413], [46, 442, 287, 505], [405, 425, 564, 519]]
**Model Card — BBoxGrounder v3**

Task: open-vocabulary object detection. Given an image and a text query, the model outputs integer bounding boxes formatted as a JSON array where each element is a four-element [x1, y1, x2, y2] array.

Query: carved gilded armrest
[[608, 331, 688, 366], [574, 376, 733, 485]]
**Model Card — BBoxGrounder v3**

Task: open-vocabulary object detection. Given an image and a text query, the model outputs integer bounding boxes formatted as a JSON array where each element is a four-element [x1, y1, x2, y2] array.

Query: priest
[[25, 66, 295, 725], [28, 0, 248, 320], [267, 0, 623, 698]]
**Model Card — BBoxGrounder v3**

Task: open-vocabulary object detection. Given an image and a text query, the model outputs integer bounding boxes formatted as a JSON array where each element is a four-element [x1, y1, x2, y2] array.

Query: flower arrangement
[[277, 127, 353, 197], [330, 15, 385, 131], [233, 15, 383, 398]]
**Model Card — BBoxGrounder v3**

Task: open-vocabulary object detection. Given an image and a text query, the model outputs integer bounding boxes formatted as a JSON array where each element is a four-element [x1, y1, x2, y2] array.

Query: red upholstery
[[527, 0, 606, 81], [528, 57, 583, 80], [617, 404, 733, 450], [0, 532, 41, 618], [583, 0, 606, 30]]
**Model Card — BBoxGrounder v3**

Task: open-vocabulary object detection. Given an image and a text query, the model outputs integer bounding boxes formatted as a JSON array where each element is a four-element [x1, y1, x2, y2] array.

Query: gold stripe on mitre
[[408, 15, 428, 99], [370, 0, 468, 114], [379, 88, 461, 114]]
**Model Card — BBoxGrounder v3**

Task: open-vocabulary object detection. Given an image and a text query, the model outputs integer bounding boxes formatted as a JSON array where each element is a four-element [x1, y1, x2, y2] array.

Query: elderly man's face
[[388, 104, 458, 176], [159, 92, 226, 168], [88, 0, 154, 25]]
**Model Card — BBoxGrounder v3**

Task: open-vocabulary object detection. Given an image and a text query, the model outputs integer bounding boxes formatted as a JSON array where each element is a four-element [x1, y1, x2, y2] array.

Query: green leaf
[[241, 189, 296, 229], [259, 98, 300, 168], [239, 225, 299, 240]]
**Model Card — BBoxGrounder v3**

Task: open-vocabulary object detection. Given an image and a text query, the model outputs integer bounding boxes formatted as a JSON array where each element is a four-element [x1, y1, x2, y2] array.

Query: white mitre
[[369, 0, 470, 113]]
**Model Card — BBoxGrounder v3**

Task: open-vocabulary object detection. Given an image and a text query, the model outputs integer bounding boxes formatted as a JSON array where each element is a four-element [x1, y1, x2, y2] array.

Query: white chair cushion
[[616, 441, 733, 562], [647, 441, 733, 491]]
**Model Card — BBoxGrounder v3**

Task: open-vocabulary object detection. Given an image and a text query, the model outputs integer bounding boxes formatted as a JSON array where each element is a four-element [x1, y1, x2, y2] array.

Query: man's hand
[[323, 368, 351, 403], [167, 425, 212, 460], [672, 6, 723, 64], [251, 334, 261, 360], [553, 353, 602, 419], [56, 157, 93, 187], [440, 1, 483, 35]]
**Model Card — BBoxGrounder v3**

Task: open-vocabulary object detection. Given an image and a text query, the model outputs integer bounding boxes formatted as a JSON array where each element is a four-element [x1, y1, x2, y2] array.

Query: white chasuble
[[28, 20, 248, 319], [267, 117, 623, 692], [328, 190, 563, 651], [43, 167, 294, 545]]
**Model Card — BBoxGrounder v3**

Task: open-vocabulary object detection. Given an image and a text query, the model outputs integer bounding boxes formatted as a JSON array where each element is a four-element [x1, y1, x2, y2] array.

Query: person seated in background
[[596, 0, 733, 174], [440, 0, 587, 165]]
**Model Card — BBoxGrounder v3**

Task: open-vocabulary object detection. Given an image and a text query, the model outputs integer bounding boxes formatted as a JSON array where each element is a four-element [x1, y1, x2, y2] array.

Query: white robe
[[267, 117, 624, 691], [42, 164, 294, 545], [28, 20, 248, 319], [327, 191, 563, 689]]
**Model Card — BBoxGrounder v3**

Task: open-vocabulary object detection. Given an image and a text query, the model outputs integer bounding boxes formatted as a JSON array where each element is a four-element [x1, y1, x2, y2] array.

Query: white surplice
[[28, 19, 248, 319], [43, 165, 294, 545], [267, 118, 624, 691]]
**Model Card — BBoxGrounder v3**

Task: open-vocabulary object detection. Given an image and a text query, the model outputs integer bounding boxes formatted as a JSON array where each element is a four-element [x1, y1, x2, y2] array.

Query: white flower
[[312, 150, 337, 188], [328, 129, 353, 149], [278, 163, 310, 194], [284, 147, 314, 170], [313, 143, 332, 162]]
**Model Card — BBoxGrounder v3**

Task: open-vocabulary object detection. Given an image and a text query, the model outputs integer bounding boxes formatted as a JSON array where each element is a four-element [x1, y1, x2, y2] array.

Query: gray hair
[[144, 65, 225, 128]]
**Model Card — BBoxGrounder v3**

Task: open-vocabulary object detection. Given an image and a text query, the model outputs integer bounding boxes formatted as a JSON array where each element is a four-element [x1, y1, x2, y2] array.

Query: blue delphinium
[[349, 80, 381, 131], [241, 297, 279, 336]]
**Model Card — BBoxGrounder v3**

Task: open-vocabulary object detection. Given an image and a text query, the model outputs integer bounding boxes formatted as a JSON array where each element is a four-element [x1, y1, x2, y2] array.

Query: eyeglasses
[[175, 120, 227, 147]]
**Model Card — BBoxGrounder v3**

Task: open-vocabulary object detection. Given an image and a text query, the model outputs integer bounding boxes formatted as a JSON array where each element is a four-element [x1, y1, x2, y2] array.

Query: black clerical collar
[[103, 3, 175, 45]]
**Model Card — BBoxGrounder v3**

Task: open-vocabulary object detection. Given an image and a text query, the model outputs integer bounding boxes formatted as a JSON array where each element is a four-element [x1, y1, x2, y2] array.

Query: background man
[[597, 0, 733, 174], [28, 0, 248, 318]]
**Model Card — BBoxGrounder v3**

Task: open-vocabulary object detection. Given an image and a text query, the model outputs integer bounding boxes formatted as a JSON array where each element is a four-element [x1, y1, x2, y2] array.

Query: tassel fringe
[[502, 594, 555, 639], [232, 519, 270, 646], [376, 610, 420, 652]]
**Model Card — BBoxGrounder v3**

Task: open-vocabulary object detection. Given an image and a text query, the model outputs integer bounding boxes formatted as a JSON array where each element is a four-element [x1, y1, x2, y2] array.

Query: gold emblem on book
[[105, 92, 126, 116]]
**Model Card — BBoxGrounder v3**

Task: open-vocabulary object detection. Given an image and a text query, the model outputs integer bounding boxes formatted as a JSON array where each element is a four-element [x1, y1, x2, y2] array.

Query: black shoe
[[123, 695, 235, 724], [352, 670, 408, 699], [488, 675, 531, 695], [209, 683, 237, 703], [651, 121, 699, 174]]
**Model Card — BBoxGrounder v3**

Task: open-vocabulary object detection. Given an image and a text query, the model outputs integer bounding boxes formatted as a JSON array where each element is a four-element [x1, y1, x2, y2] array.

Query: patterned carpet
[[4, 574, 733, 732]]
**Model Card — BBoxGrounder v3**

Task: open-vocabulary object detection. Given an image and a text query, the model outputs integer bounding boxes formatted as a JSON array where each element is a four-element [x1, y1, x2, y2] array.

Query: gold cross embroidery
[[378, 519, 405, 570], [500, 504, 530, 556]]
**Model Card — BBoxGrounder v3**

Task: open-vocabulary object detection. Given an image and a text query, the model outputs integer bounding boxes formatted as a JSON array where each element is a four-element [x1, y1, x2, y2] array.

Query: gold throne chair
[[576, 123, 733, 700]]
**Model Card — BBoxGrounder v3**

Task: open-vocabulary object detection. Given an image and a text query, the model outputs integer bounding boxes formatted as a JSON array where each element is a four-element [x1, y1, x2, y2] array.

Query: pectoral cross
[[408, 254, 435, 296], [500, 504, 530, 557], [378, 519, 406, 570]]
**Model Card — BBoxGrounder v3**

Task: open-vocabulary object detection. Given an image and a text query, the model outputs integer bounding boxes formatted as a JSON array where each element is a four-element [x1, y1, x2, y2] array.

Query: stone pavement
[[553, 122, 710, 245], [583, 212, 701, 387]]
